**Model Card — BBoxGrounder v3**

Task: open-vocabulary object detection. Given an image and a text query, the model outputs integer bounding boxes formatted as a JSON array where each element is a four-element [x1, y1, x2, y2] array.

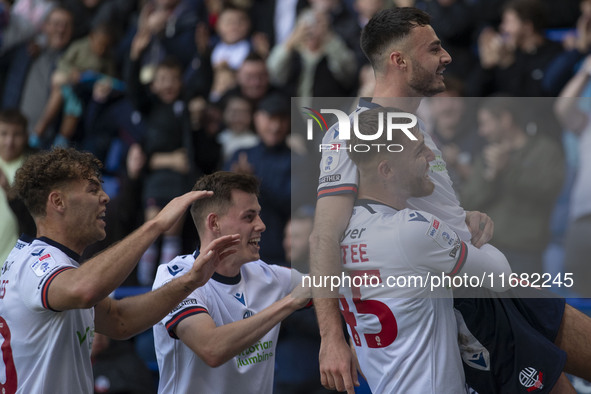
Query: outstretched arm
[[175, 286, 310, 367], [94, 234, 240, 339], [47, 191, 214, 311]]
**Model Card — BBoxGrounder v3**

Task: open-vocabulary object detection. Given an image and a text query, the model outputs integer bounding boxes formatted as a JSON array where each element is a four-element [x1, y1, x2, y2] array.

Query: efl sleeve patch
[[425, 218, 460, 249], [30, 253, 59, 277]]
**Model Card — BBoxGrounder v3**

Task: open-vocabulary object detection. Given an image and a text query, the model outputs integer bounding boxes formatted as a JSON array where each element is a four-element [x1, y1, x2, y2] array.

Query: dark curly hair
[[13, 148, 103, 218]]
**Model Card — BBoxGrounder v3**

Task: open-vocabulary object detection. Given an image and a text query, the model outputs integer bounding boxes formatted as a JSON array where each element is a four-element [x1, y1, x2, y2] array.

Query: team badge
[[519, 367, 544, 392]]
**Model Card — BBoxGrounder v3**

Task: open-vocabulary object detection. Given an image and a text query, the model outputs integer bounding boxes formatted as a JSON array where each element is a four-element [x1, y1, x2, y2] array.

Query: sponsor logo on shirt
[[236, 340, 274, 368], [319, 174, 342, 184], [171, 298, 199, 313], [519, 367, 544, 392]]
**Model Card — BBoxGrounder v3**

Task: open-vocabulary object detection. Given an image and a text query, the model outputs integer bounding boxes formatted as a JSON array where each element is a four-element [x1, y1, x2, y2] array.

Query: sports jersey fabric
[[153, 256, 300, 394], [0, 236, 94, 394]]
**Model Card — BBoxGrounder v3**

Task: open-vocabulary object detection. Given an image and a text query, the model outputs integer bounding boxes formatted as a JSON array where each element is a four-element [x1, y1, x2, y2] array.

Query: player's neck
[[370, 96, 422, 113], [357, 189, 407, 212]]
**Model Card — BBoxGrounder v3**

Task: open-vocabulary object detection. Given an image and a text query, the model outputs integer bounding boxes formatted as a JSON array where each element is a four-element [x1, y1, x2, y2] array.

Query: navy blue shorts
[[454, 287, 566, 394]]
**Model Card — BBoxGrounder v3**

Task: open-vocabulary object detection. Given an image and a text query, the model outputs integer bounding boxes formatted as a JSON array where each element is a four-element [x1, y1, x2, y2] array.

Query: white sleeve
[[21, 250, 76, 312], [399, 212, 469, 276], [399, 212, 511, 291], [269, 264, 302, 294], [317, 127, 359, 198], [460, 243, 512, 291]]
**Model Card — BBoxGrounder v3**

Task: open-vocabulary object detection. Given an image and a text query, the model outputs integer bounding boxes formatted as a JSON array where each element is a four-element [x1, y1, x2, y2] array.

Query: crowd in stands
[[2, 0, 591, 391]]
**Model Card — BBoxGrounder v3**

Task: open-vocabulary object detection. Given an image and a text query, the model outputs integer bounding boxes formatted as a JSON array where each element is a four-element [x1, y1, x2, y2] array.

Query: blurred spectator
[[468, 0, 564, 96], [225, 92, 291, 264], [60, 0, 115, 40], [223, 52, 274, 108], [128, 28, 196, 285], [1, 6, 74, 139], [0, 0, 55, 55], [33, 22, 119, 148], [217, 94, 258, 162], [128, 0, 203, 74], [187, 96, 223, 175], [353, 0, 386, 29], [249, 0, 301, 48], [275, 207, 337, 394], [210, 5, 252, 70], [91, 332, 156, 394], [0, 109, 34, 262], [554, 54, 591, 297], [308, 0, 361, 61], [209, 62, 236, 102], [543, 0, 591, 95], [424, 78, 482, 194], [415, 0, 477, 80], [267, 8, 357, 102], [461, 97, 565, 274]]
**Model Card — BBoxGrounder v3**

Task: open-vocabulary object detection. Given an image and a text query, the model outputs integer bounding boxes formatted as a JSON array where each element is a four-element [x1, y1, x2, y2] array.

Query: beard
[[408, 60, 446, 97]]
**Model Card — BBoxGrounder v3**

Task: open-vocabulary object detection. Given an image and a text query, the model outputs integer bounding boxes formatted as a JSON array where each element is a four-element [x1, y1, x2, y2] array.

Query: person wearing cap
[[225, 92, 291, 264]]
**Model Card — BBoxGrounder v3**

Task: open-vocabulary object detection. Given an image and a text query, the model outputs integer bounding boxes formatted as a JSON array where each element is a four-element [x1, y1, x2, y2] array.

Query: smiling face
[[405, 25, 451, 97], [216, 189, 266, 265], [60, 177, 110, 252], [393, 131, 436, 198]]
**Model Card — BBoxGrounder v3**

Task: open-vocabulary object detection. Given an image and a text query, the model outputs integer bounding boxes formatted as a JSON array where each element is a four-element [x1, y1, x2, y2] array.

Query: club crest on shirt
[[519, 367, 544, 392]]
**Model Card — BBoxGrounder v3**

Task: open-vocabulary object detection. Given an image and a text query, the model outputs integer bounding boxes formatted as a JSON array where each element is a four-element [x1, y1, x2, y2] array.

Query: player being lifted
[[310, 7, 590, 394], [339, 107, 511, 393]]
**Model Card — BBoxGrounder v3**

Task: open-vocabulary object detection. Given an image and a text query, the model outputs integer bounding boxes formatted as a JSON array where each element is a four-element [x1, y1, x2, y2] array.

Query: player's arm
[[309, 194, 359, 394], [173, 286, 310, 367], [94, 234, 240, 339], [47, 191, 213, 312], [401, 213, 511, 291]]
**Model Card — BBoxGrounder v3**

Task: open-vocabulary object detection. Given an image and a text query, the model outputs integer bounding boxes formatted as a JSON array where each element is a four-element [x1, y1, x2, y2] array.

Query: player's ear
[[48, 189, 66, 213], [377, 159, 393, 179], [390, 50, 406, 70], [206, 212, 220, 234]]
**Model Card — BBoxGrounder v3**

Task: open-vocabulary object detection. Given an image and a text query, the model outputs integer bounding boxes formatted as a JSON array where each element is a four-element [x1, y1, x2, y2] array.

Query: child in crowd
[[211, 5, 252, 70], [128, 27, 195, 285], [33, 22, 119, 147], [217, 94, 258, 162]]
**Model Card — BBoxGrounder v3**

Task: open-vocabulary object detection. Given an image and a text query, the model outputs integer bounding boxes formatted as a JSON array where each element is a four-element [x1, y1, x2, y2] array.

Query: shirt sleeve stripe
[[317, 185, 358, 198], [165, 307, 208, 339], [42, 266, 75, 311], [448, 242, 468, 276]]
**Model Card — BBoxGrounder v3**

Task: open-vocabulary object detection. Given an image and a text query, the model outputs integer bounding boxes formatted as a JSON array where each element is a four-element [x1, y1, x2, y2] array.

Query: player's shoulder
[[154, 254, 194, 287], [243, 260, 294, 281]]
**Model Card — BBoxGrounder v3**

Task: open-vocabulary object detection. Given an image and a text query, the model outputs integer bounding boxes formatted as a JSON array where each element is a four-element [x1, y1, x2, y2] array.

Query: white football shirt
[[317, 98, 471, 241], [0, 237, 94, 394], [153, 256, 300, 394], [340, 201, 467, 393]]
